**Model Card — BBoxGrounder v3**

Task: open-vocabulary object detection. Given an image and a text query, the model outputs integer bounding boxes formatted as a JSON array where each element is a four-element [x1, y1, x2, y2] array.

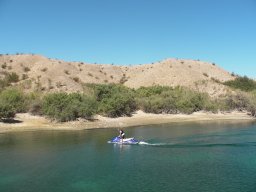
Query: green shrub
[[90, 84, 136, 117], [246, 91, 256, 117], [247, 101, 256, 117], [100, 92, 136, 117], [136, 95, 177, 114], [67, 93, 97, 119], [0, 72, 20, 90], [22, 74, 28, 80], [72, 77, 80, 82], [41, 68, 48, 72], [23, 67, 30, 72], [42, 92, 97, 122], [222, 91, 256, 116], [136, 86, 170, 97], [175, 89, 208, 114], [135, 86, 216, 114], [6, 72, 19, 83], [0, 89, 26, 119], [1, 63, 7, 69], [224, 76, 256, 92], [0, 103, 15, 119], [224, 92, 250, 111]]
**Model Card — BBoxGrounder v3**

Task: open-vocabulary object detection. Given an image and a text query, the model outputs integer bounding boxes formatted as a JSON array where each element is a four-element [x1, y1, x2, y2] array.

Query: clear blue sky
[[0, 0, 255, 77]]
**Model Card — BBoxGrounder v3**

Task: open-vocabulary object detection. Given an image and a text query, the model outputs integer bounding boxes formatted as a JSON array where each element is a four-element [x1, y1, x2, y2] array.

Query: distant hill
[[0, 54, 235, 96]]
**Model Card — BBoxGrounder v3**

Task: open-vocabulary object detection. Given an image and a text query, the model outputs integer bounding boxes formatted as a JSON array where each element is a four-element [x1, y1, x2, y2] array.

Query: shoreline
[[0, 110, 255, 133]]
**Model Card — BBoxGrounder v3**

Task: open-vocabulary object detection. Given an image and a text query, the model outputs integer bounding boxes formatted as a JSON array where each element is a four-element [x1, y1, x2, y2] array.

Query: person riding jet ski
[[119, 129, 125, 142], [108, 129, 139, 144]]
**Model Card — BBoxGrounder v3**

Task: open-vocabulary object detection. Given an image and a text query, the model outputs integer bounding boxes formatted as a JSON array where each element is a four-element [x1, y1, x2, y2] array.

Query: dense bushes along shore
[[0, 83, 255, 122], [224, 76, 256, 92]]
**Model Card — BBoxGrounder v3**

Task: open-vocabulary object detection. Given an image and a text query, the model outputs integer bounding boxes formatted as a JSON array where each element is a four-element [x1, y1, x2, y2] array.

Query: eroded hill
[[0, 54, 235, 96]]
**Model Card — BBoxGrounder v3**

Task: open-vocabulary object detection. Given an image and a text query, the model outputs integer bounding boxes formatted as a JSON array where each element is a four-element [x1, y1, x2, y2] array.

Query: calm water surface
[[1, 121, 256, 192]]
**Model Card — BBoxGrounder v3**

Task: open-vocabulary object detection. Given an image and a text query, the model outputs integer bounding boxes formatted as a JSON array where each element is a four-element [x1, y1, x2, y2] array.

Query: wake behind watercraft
[[108, 136, 140, 144]]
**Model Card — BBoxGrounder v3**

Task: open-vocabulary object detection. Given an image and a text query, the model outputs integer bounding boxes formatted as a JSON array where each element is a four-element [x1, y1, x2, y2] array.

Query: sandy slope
[[0, 111, 254, 133], [0, 54, 235, 96]]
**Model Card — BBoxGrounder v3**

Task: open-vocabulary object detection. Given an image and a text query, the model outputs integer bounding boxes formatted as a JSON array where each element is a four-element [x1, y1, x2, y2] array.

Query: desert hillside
[[0, 54, 235, 96]]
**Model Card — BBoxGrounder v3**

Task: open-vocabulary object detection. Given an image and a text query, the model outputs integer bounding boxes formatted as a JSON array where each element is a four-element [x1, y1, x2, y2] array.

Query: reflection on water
[[113, 143, 131, 151], [0, 120, 256, 192]]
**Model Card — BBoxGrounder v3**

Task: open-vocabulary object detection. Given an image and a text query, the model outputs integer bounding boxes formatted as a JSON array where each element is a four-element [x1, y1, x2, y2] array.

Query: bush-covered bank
[[223, 76, 256, 116], [223, 91, 256, 117], [224, 76, 256, 92], [0, 84, 255, 122], [135, 86, 218, 114]]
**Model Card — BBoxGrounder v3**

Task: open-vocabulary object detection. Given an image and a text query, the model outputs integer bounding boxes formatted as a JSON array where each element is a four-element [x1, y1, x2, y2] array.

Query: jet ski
[[108, 136, 140, 144]]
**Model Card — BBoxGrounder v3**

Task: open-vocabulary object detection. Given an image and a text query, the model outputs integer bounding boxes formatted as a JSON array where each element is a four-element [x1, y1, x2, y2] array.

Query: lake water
[[1, 121, 256, 192]]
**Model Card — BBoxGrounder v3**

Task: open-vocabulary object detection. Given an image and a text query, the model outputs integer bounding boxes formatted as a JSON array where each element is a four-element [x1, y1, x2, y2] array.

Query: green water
[[1, 121, 256, 192]]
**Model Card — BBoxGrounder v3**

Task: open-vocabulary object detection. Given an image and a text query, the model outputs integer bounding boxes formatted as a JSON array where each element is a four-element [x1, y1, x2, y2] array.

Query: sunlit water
[[1, 121, 256, 192]]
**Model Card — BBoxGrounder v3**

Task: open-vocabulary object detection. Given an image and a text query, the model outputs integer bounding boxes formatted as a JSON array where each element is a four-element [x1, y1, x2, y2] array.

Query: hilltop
[[0, 54, 234, 96]]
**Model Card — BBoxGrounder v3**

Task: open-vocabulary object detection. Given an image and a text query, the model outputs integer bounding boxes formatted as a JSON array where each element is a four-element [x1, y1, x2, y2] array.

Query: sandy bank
[[0, 110, 255, 133]]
